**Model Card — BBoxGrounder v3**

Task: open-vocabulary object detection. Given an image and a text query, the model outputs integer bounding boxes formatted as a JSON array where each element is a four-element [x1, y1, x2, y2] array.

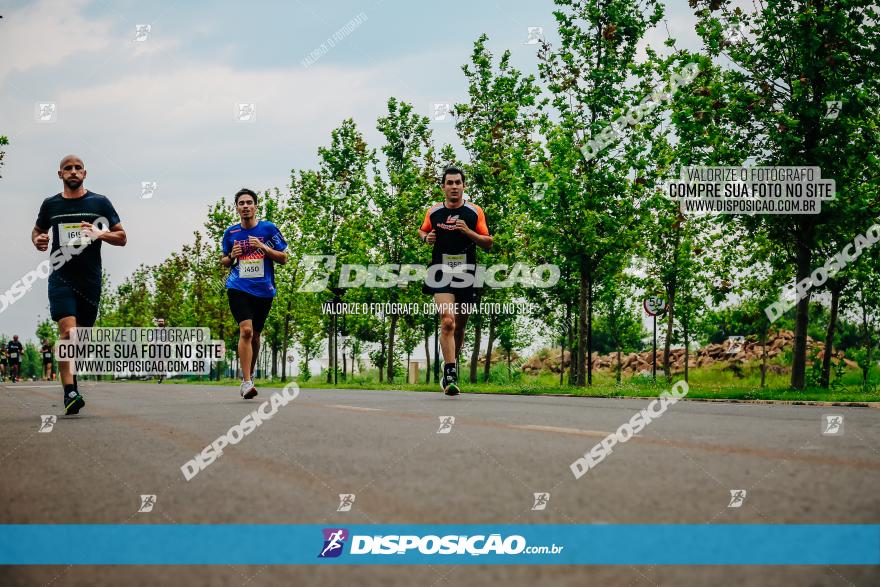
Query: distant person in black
[[32, 155, 127, 415], [6, 336, 23, 383], [155, 318, 166, 384], [40, 339, 54, 380], [418, 166, 492, 396]]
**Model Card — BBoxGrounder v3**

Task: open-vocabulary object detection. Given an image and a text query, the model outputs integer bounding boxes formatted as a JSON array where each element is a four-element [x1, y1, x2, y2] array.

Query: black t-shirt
[[420, 201, 490, 270], [35, 191, 121, 284], [41, 344, 53, 361], [6, 341, 23, 363]]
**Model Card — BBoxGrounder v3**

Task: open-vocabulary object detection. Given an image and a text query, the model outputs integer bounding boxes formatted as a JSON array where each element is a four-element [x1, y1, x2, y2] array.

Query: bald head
[[59, 154, 84, 170], [58, 155, 86, 191]]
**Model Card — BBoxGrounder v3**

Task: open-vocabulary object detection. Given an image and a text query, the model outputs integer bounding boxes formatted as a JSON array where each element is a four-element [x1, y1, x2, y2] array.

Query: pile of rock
[[520, 330, 855, 376]]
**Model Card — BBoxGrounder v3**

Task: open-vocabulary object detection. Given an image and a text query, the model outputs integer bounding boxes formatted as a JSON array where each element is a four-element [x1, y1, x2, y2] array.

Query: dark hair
[[234, 188, 258, 206], [441, 166, 465, 185]]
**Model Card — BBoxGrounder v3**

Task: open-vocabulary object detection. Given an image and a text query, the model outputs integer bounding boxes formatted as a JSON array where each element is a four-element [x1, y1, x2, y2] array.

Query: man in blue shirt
[[221, 188, 288, 399]]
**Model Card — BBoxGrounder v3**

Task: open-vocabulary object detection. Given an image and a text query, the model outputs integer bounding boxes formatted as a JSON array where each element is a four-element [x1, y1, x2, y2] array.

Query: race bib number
[[240, 258, 265, 278], [442, 253, 466, 271], [9, 352, 18, 359], [43, 352, 52, 358], [58, 223, 84, 246]]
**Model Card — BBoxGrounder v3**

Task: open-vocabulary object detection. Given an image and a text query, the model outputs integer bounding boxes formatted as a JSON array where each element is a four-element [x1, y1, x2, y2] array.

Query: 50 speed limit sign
[[643, 296, 667, 316]]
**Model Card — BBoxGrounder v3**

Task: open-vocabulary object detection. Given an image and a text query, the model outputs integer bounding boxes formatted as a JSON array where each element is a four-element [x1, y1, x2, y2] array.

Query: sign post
[[643, 296, 667, 381]]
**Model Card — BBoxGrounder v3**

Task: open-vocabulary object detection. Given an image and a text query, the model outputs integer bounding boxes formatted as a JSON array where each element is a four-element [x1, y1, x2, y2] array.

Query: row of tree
[[14, 0, 879, 390]]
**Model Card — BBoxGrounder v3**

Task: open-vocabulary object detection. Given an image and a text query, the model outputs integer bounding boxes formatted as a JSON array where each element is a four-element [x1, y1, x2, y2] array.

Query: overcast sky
[[0, 0, 703, 343]]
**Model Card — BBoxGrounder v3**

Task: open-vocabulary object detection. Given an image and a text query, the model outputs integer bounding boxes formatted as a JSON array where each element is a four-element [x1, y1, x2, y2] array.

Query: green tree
[[537, 0, 664, 385], [690, 0, 880, 388]]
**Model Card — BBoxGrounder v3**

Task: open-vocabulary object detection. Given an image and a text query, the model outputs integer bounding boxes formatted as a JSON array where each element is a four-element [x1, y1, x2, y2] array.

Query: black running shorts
[[227, 288, 274, 332], [421, 283, 478, 305], [48, 275, 101, 326]]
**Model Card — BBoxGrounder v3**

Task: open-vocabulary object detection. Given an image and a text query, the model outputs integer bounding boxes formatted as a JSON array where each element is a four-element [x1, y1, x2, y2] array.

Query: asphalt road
[[1, 381, 878, 586]]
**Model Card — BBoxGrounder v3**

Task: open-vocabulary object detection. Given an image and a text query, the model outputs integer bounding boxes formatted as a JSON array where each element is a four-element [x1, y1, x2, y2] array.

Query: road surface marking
[[511, 424, 610, 437], [326, 404, 382, 412]]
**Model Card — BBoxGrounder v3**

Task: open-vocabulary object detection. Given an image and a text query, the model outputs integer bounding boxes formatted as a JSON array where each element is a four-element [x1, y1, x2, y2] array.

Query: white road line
[[325, 404, 382, 412], [4, 385, 58, 389], [511, 424, 611, 437]]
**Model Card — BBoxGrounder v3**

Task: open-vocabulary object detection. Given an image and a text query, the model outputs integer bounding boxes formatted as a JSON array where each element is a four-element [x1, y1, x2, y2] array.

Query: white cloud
[[0, 0, 115, 81]]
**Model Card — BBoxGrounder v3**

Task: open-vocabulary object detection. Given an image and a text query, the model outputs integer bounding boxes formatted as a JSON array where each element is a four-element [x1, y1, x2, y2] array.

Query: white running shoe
[[239, 380, 257, 399]]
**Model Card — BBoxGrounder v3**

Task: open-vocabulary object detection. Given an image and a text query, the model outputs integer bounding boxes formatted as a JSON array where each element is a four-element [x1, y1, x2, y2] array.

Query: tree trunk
[[820, 283, 842, 388], [281, 299, 291, 382], [386, 314, 398, 383], [560, 318, 566, 386], [341, 315, 347, 382], [577, 266, 588, 386], [271, 337, 278, 379], [333, 313, 338, 385], [469, 296, 483, 383], [684, 318, 689, 383], [663, 287, 676, 383], [567, 302, 576, 385], [378, 332, 385, 383], [483, 313, 497, 382], [791, 235, 813, 389], [587, 269, 593, 386], [616, 346, 622, 384], [861, 289, 872, 385], [326, 327, 333, 384], [760, 329, 767, 388], [424, 327, 431, 384]]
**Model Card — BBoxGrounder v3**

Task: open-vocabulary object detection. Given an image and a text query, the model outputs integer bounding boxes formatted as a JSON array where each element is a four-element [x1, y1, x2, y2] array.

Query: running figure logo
[[138, 494, 157, 513], [825, 101, 842, 120], [725, 336, 745, 355], [134, 24, 151, 42], [524, 26, 544, 45], [727, 489, 747, 508], [38, 415, 57, 433], [531, 492, 550, 511], [141, 181, 157, 199], [822, 415, 844, 435], [433, 103, 452, 121], [237, 103, 256, 122], [437, 416, 455, 434], [318, 528, 349, 558], [298, 255, 336, 292], [337, 494, 355, 512], [37, 103, 57, 122]]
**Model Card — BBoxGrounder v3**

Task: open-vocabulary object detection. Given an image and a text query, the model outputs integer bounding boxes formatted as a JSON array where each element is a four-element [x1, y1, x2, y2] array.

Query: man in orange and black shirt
[[418, 166, 492, 396]]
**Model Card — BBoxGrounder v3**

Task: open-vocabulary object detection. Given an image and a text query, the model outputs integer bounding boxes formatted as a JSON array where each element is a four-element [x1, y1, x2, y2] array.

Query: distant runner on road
[[418, 166, 492, 396], [40, 339, 54, 381], [6, 335, 23, 383]]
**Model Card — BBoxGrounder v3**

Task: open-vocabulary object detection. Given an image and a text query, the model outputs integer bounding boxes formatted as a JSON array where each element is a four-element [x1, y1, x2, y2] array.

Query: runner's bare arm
[[221, 242, 243, 267], [453, 219, 492, 250], [419, 208, 436, 243], [261, 246, 288, 265], [249, 236, 288, 264], [32, 226, 49, 251], [84, 221, 127, 246]]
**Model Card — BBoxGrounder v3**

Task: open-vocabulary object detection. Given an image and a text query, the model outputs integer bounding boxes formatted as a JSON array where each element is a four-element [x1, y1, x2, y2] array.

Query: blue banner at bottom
[[1, 525, 878, 565]]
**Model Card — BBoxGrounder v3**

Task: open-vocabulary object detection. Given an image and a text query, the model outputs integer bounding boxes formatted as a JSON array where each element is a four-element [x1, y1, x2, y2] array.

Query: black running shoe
[[64, 391, 85, 415], [443, 373, 460, 396]]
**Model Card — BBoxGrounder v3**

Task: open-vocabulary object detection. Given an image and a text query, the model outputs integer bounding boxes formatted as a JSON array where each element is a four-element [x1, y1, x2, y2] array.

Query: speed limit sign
[[643, 296, 666, 316]]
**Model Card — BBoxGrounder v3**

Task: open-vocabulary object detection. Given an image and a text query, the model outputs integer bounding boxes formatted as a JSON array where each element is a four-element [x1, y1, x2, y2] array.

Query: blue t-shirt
[[222, 220, 288, 298]]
